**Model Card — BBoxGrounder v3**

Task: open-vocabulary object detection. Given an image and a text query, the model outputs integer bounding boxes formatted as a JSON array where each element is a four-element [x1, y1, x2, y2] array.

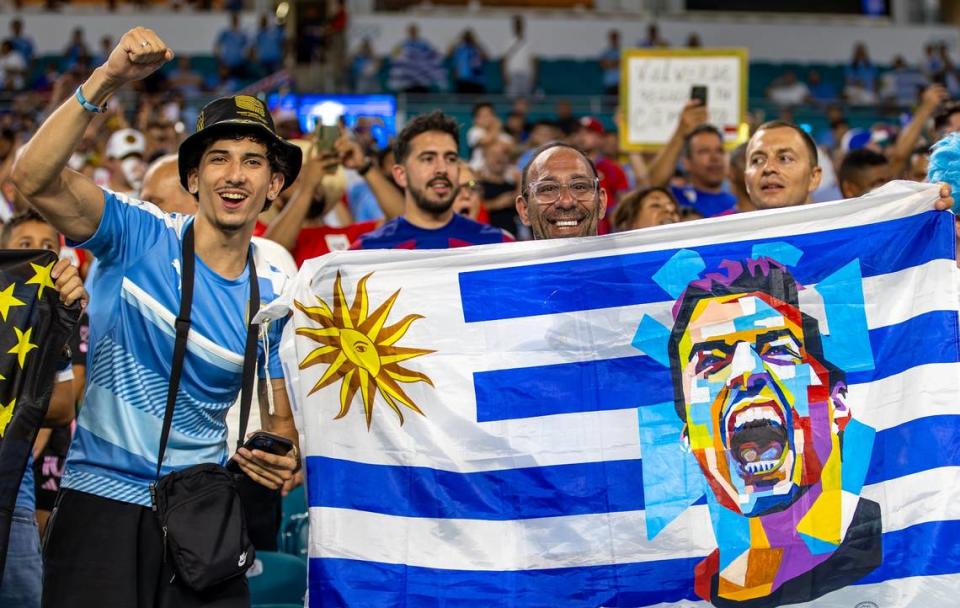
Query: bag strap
[[235, 247, 260, 453], [155, 222, 260, 480]]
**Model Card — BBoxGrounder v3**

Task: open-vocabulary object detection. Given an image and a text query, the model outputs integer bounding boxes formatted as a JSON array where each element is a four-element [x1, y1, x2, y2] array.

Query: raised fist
[[102, 27, 174, 86]]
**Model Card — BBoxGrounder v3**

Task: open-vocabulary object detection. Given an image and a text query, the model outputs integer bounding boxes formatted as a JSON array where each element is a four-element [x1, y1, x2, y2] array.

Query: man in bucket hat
[[11, 27, 301, 607]]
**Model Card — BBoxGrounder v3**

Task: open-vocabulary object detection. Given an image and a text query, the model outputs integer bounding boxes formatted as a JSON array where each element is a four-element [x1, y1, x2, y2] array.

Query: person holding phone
[[647, 89, 739, 218], [11, 28, 300, 607]]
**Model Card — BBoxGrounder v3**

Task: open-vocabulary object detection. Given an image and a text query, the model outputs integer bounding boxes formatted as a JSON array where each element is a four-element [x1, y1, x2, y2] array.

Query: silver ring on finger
[[141, 41, 150, 47]]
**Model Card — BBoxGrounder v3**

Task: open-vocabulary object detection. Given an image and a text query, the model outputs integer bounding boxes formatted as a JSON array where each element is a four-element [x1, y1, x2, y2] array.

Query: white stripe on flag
[[467, 259, 958, 373], [638, 572, 960, 607], [309, 466, 960, 571], [306, 361, 960, 472]]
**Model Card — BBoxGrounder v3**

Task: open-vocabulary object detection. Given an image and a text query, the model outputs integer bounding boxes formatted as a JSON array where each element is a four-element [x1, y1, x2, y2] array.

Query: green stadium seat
[[248, 551, 307, 606], [281, 484, 307, 521], [278, 484, 309, 560]]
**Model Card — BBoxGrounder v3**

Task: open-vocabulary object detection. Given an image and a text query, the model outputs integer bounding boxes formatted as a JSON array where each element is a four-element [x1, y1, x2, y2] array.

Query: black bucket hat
[[178, 95, 302, 195]]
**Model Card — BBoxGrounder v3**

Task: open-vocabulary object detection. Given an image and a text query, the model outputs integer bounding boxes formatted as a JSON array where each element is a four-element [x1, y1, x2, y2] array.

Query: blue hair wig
[[928, 132, 960, 216]]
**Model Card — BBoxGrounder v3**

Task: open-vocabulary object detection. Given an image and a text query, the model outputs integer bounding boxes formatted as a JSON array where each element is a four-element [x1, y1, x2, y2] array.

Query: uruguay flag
[[270, 181, 960, 607]]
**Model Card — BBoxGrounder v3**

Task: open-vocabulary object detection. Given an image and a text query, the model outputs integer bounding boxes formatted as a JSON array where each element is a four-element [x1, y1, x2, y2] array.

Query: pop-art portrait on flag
[[263, 181, 960, 608], [664, 256, 880, 606]]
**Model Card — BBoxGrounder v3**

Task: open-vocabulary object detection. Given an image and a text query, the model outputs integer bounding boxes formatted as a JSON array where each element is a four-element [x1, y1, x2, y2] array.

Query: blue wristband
[[74, 85, 105, 113]]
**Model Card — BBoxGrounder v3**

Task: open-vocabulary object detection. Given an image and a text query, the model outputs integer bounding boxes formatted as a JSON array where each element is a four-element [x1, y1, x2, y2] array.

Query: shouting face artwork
[[662, 257, 882, 606], [676, 289, 844, 517]]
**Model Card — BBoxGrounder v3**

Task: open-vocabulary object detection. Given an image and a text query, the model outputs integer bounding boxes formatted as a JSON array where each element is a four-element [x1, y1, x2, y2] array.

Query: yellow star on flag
[[25, 261, 56, 299], [0, 283, 25, 322], [0, 399, 14, 437], [8, 326, 38, 368]]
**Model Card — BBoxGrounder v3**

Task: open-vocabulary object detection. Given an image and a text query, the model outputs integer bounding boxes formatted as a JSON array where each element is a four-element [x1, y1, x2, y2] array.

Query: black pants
[[42, 489, 250, 608]]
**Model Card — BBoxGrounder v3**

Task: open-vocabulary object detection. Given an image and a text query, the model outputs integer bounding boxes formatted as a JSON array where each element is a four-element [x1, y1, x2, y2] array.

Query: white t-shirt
[[769, 82, 811, 106], [224, 236, 297, 450], [504, 38, 532, 76], [467, 126, 515, 171], [0, 50, 26, 90]]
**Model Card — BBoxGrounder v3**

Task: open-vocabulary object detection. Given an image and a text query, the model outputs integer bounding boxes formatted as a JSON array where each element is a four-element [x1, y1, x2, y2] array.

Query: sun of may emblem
[[294, 272, 435, 429]]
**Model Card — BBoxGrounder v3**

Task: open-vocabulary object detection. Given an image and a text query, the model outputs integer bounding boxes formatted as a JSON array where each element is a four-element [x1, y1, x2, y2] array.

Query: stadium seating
[[248, 551, 308, 606], [279, 484, 309, 561]]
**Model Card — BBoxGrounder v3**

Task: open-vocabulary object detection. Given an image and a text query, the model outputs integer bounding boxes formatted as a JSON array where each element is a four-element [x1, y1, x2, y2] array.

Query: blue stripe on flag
[[475, 310, 958, 422], [308, 519, 960, 608], [306, 414, 960, 519], [475, 355, 669, 422], [459, 210, 952, 323]]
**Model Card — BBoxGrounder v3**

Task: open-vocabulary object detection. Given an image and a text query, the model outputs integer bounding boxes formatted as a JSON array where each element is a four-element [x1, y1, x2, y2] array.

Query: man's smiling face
[[189, 136, 282, 233], [678, 292, 840, 516], [517, 146, 607, 239]]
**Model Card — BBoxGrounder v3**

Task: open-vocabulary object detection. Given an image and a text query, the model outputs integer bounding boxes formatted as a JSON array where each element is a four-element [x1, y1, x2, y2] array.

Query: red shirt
[[595, 156, 629, 235], [330, 8, 347, 33], [293, 220, 379, 267]]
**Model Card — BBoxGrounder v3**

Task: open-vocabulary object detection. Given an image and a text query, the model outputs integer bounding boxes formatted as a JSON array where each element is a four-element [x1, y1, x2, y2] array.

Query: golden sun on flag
[[294, 272, 435, 429]]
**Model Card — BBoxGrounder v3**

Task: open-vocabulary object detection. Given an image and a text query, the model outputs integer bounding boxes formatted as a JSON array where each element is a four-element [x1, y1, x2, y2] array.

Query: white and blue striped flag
[[269, 181, 960, 607]]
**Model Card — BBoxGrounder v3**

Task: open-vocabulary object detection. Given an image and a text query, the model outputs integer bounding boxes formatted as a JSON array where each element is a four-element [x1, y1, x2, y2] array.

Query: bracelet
[[357, 158, 374, 176], [75, 85, 106, 113]]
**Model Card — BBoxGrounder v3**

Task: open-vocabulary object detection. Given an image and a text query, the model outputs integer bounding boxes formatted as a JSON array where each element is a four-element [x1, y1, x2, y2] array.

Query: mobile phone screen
[[246, 432, 293, 456], [315, 125, 339, 152], [691, 85, 708, 106]]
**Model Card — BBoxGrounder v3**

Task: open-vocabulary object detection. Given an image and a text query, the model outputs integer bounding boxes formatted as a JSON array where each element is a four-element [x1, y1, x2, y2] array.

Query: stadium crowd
[[0, 12, 958, 608]]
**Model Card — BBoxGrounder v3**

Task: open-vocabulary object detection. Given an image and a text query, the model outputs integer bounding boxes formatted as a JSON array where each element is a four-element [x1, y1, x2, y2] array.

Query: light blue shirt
[[62, 190, 288, 506], [216, 28, 249, 69]]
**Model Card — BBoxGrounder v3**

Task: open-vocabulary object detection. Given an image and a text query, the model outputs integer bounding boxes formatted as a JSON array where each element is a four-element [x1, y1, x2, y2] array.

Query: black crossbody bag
[[148, 222, 258, 591]]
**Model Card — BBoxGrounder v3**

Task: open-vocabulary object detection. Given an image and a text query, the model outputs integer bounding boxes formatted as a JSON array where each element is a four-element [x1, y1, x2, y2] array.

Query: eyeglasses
[[527, 178, 599, 205], [457, 179, 484, 196]]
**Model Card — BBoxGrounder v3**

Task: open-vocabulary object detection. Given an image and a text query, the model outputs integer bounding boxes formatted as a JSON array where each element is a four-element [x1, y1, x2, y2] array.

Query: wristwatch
[[357, 158, 374, 176]]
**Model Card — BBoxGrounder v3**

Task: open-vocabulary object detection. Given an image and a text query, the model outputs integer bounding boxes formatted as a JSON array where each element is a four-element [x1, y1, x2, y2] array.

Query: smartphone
[[239, 431, 294, 456], [314, 124, 339, 153], [691, 85, 708, 106]]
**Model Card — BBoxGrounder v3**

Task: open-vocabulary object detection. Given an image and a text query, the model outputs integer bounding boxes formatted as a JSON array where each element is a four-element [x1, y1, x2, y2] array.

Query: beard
[[409, 177, 456, 215]]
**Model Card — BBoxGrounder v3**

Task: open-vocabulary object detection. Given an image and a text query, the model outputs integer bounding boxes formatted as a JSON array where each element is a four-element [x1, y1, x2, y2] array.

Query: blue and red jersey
[[351, 214, 513, 250]]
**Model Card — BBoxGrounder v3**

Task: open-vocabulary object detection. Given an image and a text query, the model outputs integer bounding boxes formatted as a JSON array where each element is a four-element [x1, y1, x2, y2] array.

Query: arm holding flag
[[43, 258, 85, 428], [10, 28, 173, 242]]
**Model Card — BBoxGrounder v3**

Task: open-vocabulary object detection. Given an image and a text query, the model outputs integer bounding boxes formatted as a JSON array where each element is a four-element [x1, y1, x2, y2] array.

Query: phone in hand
[[314, 124, 340, 153], [238, 431, 294, 457], [690, 85, 708, 106]]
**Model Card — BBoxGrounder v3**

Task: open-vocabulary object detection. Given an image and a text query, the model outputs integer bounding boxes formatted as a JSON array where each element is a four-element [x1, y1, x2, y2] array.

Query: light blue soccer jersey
[[61, 189, 288, 506]]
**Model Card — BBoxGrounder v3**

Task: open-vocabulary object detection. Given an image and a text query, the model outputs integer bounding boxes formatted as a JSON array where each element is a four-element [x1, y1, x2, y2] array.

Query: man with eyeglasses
[[515, 142, 608, 239]]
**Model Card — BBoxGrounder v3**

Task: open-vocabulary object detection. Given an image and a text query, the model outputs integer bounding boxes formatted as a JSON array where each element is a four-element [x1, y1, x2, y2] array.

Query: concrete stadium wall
[[4, 12, 260, 56], [351, 13, 960, 64], [6, 11, 959, 64]]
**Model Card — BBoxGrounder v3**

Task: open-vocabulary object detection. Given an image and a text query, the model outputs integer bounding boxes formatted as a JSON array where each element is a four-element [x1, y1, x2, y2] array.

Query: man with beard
[[352, 111, 512, 249], [515, 142, 607, 239], [669, 257, 882, 607]]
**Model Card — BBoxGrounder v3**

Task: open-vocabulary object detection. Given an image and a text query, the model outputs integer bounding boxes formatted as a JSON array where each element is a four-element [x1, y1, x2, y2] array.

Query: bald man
[[139, 153, 198, 215], [516, 142, 607, 240]]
